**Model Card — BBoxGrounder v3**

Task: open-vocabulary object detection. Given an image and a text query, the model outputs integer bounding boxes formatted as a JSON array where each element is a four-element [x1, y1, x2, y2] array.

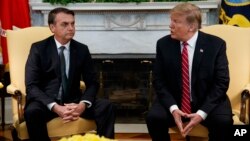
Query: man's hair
[[170, 2, 202, 29], [48, 7, 75, 25]]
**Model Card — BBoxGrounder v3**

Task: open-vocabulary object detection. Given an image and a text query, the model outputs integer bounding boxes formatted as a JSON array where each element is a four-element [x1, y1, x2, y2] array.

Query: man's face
[[169, 13, 191, 41], [50, 12, 75, 44]]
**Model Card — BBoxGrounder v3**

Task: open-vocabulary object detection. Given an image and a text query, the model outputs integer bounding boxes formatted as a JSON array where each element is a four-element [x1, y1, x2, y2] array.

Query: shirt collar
[[181, 31, 198, 49], [54, 37, 70, 50]]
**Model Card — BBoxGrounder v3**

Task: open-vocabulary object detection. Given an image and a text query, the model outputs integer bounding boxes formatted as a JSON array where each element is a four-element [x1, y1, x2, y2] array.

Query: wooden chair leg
[[0, 88, 5, 130], [10, 125, 20, 141], [186, 135, 190, 141]]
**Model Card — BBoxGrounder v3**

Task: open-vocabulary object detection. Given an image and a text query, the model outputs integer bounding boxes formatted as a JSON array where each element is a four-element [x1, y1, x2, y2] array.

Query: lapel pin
[[200, 49, 204, 53]]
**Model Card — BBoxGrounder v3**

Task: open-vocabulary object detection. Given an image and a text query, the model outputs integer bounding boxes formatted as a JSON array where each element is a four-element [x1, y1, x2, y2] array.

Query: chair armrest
[[7, 84, 19, 95], [0, 82, 3, 89], [80, 81, 86, 92], [6, 84, 25, 122], [240, 84, 250, 123]]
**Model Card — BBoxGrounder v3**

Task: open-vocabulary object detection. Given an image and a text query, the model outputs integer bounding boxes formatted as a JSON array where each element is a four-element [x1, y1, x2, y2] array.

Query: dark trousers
[[24, 99, 115, 141], [146, 99, 233, 141]]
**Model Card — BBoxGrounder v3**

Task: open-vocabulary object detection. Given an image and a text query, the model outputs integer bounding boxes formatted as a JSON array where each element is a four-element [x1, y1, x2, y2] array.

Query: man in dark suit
[[24, 7, 115, 141], [146, 3, 233, 141]]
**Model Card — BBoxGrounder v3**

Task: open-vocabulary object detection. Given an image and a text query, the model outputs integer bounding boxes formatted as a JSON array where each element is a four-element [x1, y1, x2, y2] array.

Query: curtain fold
[[0, 0, 31, 64]]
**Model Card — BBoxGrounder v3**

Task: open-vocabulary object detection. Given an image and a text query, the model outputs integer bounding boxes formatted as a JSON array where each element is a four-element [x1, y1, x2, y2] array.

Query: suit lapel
[[171, 40, 182, 92], [68, 41, 77, 88], [191, 31, 207, 87], [48, 37, 61, 80]]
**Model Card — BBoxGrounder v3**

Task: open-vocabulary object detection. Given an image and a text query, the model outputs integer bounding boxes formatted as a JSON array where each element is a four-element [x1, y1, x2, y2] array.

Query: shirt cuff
[[80, 100, 92, 108], [47, 102, 57, 111], [196, 110, 207, 120], [169, 105, 179, 113]]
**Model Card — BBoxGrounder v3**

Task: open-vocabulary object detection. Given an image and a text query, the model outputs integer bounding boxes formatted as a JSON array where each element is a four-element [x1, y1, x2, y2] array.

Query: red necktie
[[181, 42, 191, 114]]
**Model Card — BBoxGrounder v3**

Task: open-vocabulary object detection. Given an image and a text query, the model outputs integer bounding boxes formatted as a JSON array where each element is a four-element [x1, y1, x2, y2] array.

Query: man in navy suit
[[24, 7, 115, 141], [146, 3, 233, 141]]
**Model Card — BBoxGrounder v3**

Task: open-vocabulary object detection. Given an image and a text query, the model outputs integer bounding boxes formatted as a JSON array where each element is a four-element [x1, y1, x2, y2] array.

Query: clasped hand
[[172, 109, 203, 137], [53, 102, 86, 123]]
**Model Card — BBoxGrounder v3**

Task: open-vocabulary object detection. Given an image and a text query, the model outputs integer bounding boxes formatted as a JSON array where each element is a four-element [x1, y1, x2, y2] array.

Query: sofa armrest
[[6, 84, 25, 123], [240, 84, 250, 123]]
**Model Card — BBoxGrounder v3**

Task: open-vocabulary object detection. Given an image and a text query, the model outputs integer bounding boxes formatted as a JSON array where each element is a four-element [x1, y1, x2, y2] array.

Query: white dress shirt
[[169, 31, 207, 120], [47, 38, 91, 110]]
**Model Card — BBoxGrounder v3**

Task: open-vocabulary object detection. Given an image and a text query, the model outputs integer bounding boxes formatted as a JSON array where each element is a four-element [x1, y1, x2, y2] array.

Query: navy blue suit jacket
[[153, 31, 230, 114], [25, 36, 99, 107]]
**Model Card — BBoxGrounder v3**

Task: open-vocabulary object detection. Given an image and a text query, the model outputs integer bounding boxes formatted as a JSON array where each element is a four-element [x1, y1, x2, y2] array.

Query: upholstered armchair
[[169, 25, 250, 140], [6, 27, 96, 141]]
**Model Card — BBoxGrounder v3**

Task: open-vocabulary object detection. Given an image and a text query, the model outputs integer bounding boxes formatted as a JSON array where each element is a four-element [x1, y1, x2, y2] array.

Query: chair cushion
[[15, 117, 97, 140], [169, 123, 208, 138]]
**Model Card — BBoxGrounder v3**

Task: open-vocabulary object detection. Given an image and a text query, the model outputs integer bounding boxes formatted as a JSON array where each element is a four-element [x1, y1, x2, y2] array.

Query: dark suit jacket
[[153, 31, 230, 115], [25, 36, 99, 107]]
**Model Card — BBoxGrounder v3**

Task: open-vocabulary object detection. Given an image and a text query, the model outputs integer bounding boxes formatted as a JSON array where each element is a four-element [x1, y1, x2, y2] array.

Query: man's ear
[[189, 23, 197, 32], [49, 24, 55, 32]]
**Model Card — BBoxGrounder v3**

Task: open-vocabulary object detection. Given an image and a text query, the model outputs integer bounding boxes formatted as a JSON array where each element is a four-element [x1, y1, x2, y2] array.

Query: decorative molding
[[104, 13, 146, 30], [29, 1, 219, 54], [30, 1, 219, 29], [30, 1, 218, 11]]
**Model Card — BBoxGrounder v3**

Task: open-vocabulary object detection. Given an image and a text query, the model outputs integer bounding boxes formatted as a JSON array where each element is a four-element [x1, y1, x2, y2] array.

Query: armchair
[[169, 25, 250, 140], [6, 27, 96, 141]]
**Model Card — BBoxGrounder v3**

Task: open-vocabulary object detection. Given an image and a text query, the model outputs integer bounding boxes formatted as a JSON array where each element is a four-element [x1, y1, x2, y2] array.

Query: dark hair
[[48, 7, 75, 25]]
